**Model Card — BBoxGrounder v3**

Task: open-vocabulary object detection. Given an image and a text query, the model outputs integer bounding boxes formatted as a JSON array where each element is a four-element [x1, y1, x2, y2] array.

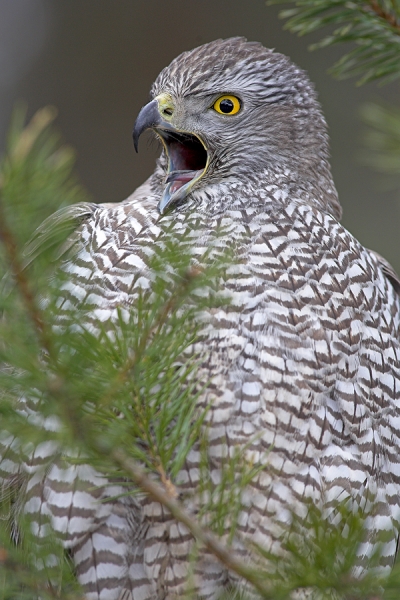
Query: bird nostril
[[163, 108, 173, 116]]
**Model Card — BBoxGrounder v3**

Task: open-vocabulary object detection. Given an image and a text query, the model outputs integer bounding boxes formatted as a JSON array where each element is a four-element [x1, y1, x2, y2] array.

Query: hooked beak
[[133, 99, 161, 153], [133, 98, 209, 214]]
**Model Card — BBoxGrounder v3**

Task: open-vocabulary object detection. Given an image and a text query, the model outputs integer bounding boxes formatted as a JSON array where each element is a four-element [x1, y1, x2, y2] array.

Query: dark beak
[[133, 99, 164, 152]]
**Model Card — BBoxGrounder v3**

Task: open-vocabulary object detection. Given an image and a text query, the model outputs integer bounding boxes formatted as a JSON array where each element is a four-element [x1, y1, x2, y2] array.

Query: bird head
[[133, 37, 335, 216]]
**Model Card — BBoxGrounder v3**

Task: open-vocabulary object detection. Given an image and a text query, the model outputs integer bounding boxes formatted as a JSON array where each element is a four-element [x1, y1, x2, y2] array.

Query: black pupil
[[219, 99, 234, 113]]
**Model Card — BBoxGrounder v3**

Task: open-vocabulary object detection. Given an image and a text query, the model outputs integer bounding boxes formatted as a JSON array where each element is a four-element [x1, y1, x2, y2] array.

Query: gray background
[[1, 0, 399, 269]]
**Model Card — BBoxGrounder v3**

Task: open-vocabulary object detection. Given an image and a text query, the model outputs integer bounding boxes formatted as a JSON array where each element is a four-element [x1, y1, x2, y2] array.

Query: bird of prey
[[2, 37, 400, 600]]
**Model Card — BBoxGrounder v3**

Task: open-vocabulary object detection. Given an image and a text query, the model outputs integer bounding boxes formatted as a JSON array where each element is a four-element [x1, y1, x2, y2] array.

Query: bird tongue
[[166, 169, 202, 193]]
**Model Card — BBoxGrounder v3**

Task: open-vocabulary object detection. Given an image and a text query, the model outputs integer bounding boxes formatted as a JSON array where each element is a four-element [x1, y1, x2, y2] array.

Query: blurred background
[[0, 0, 399, 269]]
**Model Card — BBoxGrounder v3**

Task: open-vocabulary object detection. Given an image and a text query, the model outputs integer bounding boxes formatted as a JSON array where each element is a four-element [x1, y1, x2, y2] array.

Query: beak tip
[[132, 127, 140, 153], [132, 99, 160, 154]]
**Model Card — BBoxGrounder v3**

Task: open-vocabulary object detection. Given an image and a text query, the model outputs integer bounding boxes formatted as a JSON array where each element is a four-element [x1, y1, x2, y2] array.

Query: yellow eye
[[213, 95, 241, 115]]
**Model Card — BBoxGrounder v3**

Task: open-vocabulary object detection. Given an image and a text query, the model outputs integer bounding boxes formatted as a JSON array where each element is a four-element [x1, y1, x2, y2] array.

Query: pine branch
[[269, 0, 400, 83], [111, 447, 276, 599], [0, 198, 53, 357], [0, 107, 281, 599], [368, 0, 400, 31]]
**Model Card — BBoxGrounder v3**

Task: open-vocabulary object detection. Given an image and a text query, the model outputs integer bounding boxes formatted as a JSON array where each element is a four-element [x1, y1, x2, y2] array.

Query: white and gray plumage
[[2, 37, 400, 599]]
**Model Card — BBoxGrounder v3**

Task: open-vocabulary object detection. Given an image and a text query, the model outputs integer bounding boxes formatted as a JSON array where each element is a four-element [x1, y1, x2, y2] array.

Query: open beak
[[133, 99, 209, 214]]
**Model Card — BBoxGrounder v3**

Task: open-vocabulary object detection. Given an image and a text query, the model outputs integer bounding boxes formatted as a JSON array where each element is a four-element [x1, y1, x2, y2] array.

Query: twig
[[111, 447, 274, 599], [0, 200, 53, 356], [367, 0, 400, 32]]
